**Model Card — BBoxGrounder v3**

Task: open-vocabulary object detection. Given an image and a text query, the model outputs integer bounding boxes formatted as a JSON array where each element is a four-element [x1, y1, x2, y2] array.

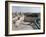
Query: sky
[[12, 6, 41, 13]]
